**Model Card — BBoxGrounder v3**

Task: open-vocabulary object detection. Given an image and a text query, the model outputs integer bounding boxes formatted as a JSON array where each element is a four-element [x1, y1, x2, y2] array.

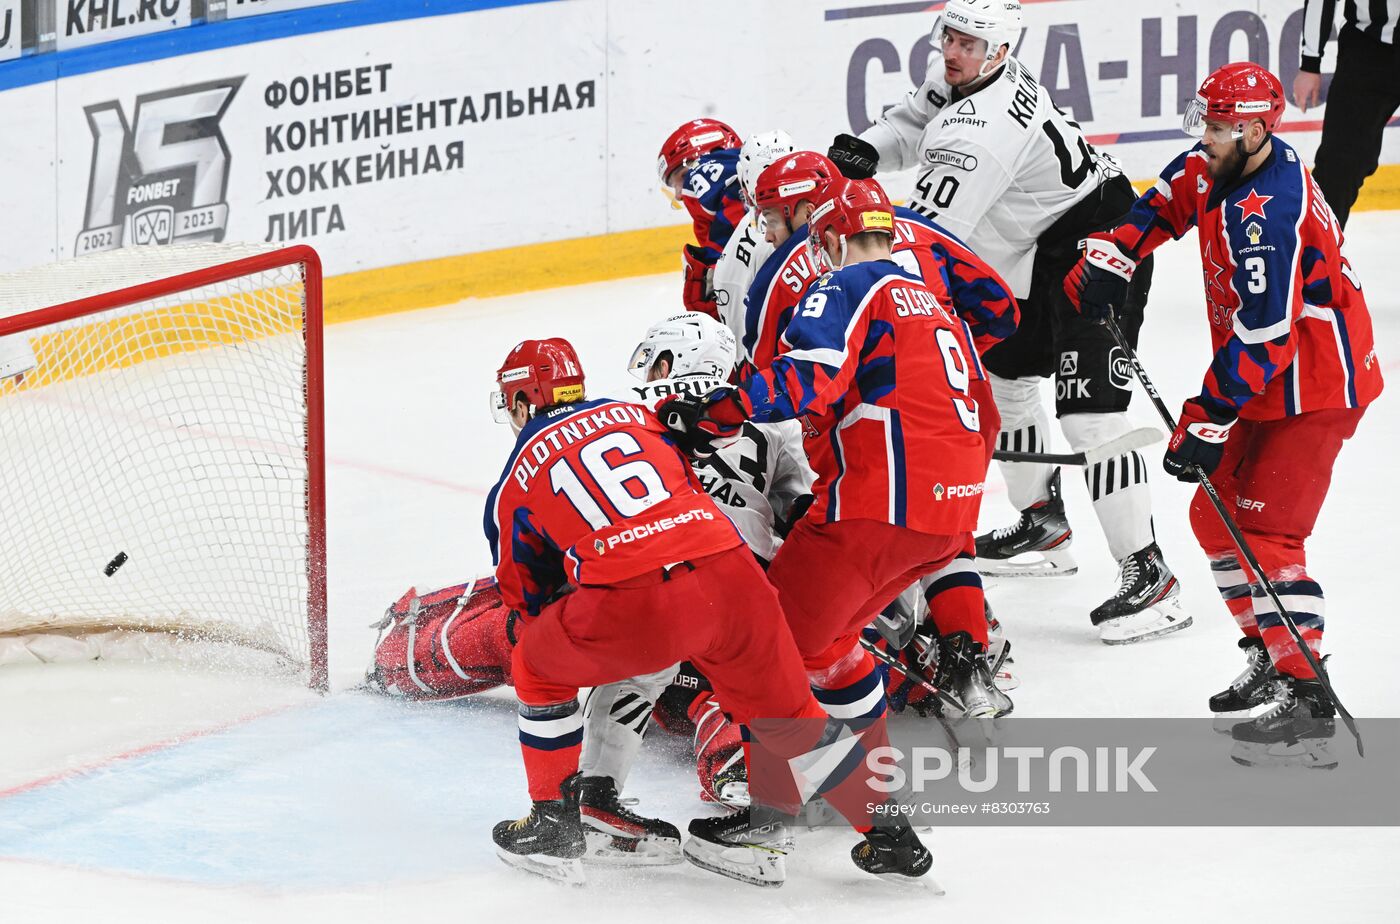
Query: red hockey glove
[[1163, 398, 1237, 483], [682, 244, 720, 319], [656, 387, 752, 458], [1064, 235, 1136, 322]]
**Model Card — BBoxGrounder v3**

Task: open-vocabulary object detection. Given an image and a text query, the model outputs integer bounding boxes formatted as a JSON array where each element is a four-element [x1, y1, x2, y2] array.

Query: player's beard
[[1206, 143, 1245, 184]]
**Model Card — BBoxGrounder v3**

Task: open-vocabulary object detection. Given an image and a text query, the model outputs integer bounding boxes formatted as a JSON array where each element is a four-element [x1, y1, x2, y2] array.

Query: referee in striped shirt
[[1295, 0, 1400, 227]]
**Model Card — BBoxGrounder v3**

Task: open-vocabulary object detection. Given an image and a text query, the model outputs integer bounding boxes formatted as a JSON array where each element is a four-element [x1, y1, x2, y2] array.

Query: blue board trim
[[0, 0, 560, 93]]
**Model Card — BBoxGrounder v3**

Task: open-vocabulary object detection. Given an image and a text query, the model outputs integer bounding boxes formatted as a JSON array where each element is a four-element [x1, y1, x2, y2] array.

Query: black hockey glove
[[828, 133, 880, 180], [1162, 398, 1237, 482], [656, 389, 750, 458]]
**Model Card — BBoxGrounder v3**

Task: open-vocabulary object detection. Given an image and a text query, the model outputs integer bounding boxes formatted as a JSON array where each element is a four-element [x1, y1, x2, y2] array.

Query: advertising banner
[[53, 0, 191, 52], [43, 1, 606, 275], [209, 0, 352, 20], [0, 2, 20, 63], [0, 0, 1390, 279]]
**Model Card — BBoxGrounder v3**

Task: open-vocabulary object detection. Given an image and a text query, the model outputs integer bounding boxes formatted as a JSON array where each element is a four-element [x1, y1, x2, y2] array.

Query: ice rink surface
[[3, 213, 1399, 921]]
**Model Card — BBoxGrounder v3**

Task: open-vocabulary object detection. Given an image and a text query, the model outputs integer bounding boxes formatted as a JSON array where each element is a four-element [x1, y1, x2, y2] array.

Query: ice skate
[[1094, 543, 1192, 644], [851, 821, 943, 892], [935, 631, 1014, 718], [492, 772, 587, 885], [975, 469, 1077, 577], [1231, 676, 1338, 770], [986, 607, 1019, 691], [704, 747, 750, 808], [1210, 636, 1278, 733], [682, 807, 791, 887], [577, 775, 682, 866]]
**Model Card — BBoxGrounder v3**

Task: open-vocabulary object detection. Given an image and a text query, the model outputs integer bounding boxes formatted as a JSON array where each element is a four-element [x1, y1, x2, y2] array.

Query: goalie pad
[[691, 691, 746, 806], [365, 577, 518, 701]]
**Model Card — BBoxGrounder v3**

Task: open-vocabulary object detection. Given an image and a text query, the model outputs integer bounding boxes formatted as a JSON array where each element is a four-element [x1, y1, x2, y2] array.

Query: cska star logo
[[1236, 188, 1273, 221]]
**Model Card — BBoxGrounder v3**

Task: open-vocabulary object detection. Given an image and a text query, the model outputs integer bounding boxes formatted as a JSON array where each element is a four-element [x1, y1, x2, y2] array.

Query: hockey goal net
[[0, 244, 327, 689]]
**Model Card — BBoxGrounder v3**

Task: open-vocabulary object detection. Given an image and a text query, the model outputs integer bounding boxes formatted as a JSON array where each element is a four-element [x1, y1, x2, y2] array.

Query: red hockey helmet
[[1183, 62, 1286, 140], [491, 338, 585, 424], [754, 151, 841, 224], [657, 118, 741, 184], [805, 177, 896, 272]]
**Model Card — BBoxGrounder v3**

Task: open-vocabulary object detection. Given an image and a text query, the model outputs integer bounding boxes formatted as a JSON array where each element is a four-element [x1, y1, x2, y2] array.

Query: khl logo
[[75, 78, 244, 256]]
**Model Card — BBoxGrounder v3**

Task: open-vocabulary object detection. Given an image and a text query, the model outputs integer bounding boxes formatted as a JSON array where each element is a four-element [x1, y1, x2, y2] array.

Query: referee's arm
[[1295, 0, 1338, 109]]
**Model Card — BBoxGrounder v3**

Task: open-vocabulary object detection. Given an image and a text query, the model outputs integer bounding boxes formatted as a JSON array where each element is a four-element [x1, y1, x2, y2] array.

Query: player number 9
[[935, 327, 980, 432]]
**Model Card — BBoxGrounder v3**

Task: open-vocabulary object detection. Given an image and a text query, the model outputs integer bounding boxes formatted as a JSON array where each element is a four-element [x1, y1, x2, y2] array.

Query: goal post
[[0, 244, 327, 690]]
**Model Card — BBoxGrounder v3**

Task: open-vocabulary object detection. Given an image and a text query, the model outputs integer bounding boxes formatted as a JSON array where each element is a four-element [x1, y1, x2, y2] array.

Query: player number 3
[[1245, 256, 1267, 294]]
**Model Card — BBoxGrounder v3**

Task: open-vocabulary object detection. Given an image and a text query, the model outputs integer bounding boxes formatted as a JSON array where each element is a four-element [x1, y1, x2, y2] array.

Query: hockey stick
[[860, 635, 961, 713], [1103, 317, 1364, 756], [992, 427, 1163, 466]]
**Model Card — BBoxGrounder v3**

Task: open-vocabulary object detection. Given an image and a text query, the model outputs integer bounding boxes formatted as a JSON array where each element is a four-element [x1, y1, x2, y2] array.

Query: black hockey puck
[[104, 551, 128, 577]]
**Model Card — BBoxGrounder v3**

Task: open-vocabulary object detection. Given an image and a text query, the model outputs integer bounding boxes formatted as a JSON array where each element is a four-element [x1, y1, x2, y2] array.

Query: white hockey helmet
[[627, 312, 737, 381], [932, 0, 1022, 75], [737, 130, 796, 209]]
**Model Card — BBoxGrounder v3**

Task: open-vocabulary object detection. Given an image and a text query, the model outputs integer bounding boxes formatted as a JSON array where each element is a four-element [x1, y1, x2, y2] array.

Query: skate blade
[[994, 667, 1020, 691], [1230, 739, 1339, 771], [582, 829, 682, 866], [496, 847, 586, 885], [977, 547, 1077, 578], [716, 780, 751, 808], [942, 716, 1004, 750], [682, 838, 786, 888], [868, 869, 946, 895], [1212, 710, 1253, 735], [1098, 600, 1192, 645], [958, 700, 1000, 720]]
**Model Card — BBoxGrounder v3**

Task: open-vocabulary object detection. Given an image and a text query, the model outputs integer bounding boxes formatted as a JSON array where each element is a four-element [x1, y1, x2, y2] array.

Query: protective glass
[[932, 15, 993, 68], [1182, 97, 1244, 142], [627, 342, 656, 380], [489, 389, 511, 424], [806, 221, 834, 275]]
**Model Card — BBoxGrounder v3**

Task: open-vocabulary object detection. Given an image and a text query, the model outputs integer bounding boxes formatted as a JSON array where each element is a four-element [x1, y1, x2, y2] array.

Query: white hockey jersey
[[860, 56, 1121, 296], [627, 374, 813, 563], [712, 210, 774, 357]]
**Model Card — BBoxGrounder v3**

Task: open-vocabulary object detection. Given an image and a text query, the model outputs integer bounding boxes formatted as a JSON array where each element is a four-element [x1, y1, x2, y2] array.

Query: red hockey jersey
[[1104, 139, 1382, 421], [484, 399, 743, 615], [741, 207, 1017, 369], [739, 260, 987, 536]]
